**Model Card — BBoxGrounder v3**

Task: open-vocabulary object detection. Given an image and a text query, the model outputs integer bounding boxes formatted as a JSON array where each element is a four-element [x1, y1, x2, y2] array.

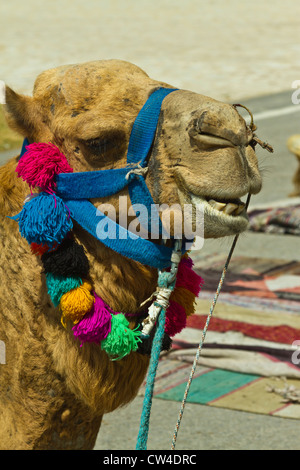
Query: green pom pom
[[101, 314, 141, 360]]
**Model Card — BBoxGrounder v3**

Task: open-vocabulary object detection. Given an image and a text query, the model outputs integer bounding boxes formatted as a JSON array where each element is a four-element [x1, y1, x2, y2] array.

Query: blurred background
[[1, 0, 300, 451], [1, 0, 300, 152], [1, 0, 299, 99]]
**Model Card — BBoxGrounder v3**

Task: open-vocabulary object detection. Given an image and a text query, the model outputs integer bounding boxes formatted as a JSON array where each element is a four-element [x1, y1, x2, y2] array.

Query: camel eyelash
[[85, 137, 110, 150]]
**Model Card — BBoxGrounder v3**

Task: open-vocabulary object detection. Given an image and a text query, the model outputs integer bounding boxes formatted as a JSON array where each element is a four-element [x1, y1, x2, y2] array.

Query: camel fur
[[0, 59, 262, 449]]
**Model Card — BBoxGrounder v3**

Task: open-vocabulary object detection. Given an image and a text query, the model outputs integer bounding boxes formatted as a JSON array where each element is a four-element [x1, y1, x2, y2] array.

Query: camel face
[[5, 59, 262, 241], [157, 91, 262, 238]]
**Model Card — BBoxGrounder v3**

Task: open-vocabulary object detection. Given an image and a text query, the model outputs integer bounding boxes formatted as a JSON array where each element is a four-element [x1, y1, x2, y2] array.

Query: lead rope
[[136, 240, 182, 450], [171, 194, 251, 450]]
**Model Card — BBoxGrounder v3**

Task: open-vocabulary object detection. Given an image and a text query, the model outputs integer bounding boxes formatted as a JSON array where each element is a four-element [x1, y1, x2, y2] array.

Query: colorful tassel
[[175, 257, 204, 296], [11, 192, 73, 249], [46, 273, 82, 307], [165, 256, 204, 329], [180, 254, 193, 268], [101, 313, 142, 360], [164, 300, 187, 337], [60, 280, 95, 325], [72, 293, 112, 345], [16, 142, 73, 192], [170, 286, 197, 316]]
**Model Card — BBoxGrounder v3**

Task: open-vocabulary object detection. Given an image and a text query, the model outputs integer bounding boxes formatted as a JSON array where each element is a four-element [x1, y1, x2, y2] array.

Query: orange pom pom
[[60, 280, 94, 326]]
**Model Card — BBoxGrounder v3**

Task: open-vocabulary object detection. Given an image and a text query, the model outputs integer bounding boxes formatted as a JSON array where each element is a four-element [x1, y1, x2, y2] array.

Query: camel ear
[[4, 86, 41, 139]]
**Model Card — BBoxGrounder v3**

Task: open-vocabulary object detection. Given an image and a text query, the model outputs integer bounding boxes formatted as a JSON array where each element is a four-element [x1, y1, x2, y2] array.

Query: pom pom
[[41, 237, 89, 278], [60, 280, 94, 325], [16, 142, 73, 192], [165, 300, 187, 337], [101, 314, 142, 360], [170, 286, 197, 316], [10, 192, 73, 249], [46, 272, 82, 307], [175, 257, 204, 296], [72, 293, 112, 345]]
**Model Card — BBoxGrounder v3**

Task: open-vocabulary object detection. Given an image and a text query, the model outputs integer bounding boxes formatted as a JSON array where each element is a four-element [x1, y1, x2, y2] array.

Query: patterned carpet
[[139, 254, 300, 419], [248, 197, 300, 235]]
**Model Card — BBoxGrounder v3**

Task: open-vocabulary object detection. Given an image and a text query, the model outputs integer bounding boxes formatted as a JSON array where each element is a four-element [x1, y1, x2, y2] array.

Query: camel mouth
[[189, 193, 248, 219]]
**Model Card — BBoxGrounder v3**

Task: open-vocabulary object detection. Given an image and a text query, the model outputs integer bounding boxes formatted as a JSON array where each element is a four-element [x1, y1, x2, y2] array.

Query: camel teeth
[[198, 197, 245, 216], [208, 199, 226, 211], [223, 203, 239, 215], [234, 203, 246, 215]]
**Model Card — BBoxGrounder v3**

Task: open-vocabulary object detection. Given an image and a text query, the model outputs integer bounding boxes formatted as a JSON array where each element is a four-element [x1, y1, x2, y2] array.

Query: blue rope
[[136, 307, 166, 450], [136, 269, 177, 450]]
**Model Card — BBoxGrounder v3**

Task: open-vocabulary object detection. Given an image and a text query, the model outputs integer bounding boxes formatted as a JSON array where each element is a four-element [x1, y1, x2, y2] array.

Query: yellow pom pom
[[60, 280, 94, 326], [170, 286, 196, 316]]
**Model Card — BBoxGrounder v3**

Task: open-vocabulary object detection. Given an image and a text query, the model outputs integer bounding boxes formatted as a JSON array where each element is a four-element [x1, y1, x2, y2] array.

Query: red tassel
[[165, 300, 187, 337], [165, 256, 204, 335], [175, 257, 204, 296]]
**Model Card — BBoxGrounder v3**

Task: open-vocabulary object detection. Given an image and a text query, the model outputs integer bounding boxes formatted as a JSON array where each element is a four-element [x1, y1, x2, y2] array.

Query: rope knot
[[125, 164, 148, 181]]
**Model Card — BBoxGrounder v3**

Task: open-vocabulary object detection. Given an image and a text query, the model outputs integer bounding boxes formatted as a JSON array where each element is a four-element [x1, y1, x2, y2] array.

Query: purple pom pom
[[72, 293, 112, 345]]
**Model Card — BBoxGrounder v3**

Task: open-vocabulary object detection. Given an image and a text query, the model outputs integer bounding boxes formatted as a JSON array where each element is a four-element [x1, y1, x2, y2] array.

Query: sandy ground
[[1, 0, 300, 101]]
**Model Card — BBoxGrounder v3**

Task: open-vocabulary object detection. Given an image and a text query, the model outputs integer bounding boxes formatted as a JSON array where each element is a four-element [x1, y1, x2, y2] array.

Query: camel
[[0, 60, 262, 450]]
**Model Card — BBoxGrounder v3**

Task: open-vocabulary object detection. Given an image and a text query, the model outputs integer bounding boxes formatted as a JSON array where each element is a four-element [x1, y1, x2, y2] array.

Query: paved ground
[[1, 0, 300, 452]]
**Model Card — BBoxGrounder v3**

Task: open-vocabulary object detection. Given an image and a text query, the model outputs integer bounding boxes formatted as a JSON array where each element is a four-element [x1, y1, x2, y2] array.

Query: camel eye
[[79, 128, 127, 164], [85, 137, 110, 155]]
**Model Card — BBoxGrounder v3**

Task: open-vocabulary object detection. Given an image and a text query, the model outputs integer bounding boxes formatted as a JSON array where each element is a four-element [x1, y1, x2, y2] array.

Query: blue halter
[[19, 87, 186, 269]]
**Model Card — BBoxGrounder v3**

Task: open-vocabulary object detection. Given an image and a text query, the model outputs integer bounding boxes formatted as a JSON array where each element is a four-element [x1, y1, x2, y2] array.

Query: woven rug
[[139, 359, 300, 419], [247, 197, 300, 235], [139, 254, 300, 419]]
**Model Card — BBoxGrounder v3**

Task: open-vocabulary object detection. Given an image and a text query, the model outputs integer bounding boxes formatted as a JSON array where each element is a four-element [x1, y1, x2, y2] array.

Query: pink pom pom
[[16, 142, 73, 192], [175, 257, 204, 296], [72, 293, 112, 345], [165, 300, 187, 337]]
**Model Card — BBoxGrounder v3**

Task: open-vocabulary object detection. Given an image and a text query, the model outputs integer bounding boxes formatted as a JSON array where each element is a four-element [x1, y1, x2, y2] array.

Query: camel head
[[4, 59, 262, 245]]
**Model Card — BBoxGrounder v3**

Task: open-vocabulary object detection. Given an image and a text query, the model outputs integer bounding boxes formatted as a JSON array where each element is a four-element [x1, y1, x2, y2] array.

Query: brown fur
[[0, 60, 262, 449]]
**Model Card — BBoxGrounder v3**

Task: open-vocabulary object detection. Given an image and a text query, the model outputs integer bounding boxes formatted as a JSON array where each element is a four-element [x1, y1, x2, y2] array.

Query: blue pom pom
[[10, 192, 73, 248]]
